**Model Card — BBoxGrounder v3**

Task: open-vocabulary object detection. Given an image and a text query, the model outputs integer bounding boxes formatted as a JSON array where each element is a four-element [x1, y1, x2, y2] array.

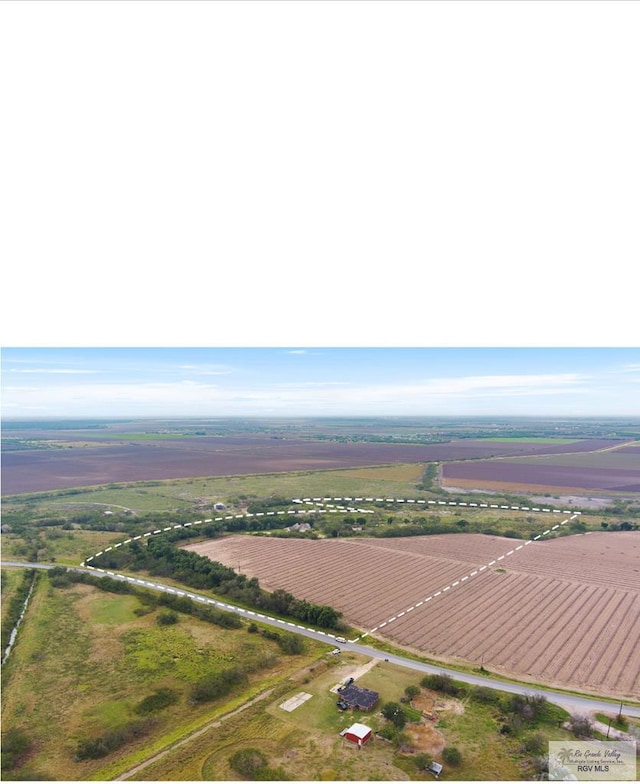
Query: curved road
[[3, 560, 639, 719]]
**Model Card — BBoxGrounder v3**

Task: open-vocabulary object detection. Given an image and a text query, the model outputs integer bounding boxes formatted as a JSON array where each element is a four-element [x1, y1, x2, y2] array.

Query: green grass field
[[1, 569, 24, 624], [2, 464, 428, 517], [0, 574, 325, 781], [125, 655, 580, 782]]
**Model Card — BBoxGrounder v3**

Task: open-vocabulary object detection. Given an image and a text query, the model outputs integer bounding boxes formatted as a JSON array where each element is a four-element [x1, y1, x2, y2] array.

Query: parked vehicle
[[331, 648, 341, 655]]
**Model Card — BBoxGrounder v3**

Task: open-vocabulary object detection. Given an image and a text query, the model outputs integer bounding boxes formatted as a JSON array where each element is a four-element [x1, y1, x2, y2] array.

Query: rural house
[[286, 522, 312, 532], [336, 684, 379, 711], [340, 722, 372, 747]]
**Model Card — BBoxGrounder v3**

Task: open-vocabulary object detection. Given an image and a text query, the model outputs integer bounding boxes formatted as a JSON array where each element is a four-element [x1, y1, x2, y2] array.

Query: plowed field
[[185, 532, 640, 699], [441, 444, 640, 494], [2, 435, 625, 495]]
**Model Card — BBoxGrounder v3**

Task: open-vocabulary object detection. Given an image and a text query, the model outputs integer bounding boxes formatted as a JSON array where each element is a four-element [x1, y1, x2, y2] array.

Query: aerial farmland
[[185, 529, 640, 700], [2, 414, 640, 782]]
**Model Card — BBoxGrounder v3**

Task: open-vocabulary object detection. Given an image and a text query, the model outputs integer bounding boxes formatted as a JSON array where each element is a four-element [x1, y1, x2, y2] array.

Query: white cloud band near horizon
[[3, 348, 639, 418], [0, 371, 625, 418]]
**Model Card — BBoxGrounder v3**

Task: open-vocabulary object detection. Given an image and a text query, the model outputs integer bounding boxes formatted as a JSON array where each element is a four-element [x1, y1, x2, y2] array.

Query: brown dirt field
[[2, 436, 628, 495], [185, 532, 640, 699], [412, 693, 435, 713], [404, 723, 445, 756], [441, 458, 640, 494], [440, 477, 620, 495]]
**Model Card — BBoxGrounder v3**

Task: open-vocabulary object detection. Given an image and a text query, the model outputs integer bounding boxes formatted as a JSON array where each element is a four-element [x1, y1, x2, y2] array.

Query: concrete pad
[[279, 692, 313, 712]]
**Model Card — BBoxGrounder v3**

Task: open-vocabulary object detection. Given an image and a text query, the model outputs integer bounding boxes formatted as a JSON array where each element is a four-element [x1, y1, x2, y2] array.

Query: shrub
[[277, 633, 305, 655], [568, 714, 593, 739], [74, 719, 155, 761], [532, 754, 549, 779], [420, 673, 463, 696], [229, 747, 268, 778], [470, 685, 500, 704], [1, 728, 31, 770], [414, 752, 433, 770], [156, 610, 179, 626], [377, 722, 398, 741], [442, 746, 462, 766], [48, 566, 71, 587], [134, 688, 178, 714], [521, 732, 546, 755], [506, 693, 548, 724], [191, 667, 246, 703]]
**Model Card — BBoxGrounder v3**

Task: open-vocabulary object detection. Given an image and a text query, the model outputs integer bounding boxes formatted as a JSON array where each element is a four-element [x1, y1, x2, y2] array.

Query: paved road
[[3, 560, 639, 719]]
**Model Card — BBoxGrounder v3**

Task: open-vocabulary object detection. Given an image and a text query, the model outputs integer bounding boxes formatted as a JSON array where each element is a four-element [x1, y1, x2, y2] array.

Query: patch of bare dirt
[[403, 723, 445, 756], [412, 692, 434, 713]]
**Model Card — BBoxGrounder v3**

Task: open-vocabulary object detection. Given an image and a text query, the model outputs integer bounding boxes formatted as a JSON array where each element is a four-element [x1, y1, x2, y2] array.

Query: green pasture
[[3, 463, 429, 517], [432, 699, 524, 781], [1, 528, 127, 567], [123, 653, 582, 782], [41, 529, 126, 565], [137, 663, 408, 783], [1, 568, 24, 623], [46, 485, 198, 513], [0, 575, 324, 782], [357, 660, 424, 700]]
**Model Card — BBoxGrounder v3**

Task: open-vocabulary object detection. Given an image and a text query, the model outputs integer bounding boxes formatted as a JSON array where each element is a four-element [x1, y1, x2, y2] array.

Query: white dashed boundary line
[[81, 497, 581, 645], [357, 510, 581, 642]]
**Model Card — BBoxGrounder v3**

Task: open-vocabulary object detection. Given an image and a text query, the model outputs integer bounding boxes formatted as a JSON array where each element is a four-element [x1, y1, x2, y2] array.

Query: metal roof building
[[340, 722, 372, 747]]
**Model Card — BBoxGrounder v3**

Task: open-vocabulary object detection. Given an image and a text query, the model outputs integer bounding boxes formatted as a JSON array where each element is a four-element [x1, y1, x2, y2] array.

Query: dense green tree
[[381, 701, 406, 728]]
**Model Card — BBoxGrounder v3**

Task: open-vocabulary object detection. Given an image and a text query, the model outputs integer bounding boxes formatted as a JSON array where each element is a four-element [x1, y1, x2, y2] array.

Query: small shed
[[340, 722, 372, 747], [428, 761, 443, 778]]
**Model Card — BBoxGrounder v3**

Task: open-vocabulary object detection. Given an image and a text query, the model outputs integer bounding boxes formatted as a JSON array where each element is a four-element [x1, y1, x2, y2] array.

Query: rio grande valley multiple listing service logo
[[549, 740, 636, 781]]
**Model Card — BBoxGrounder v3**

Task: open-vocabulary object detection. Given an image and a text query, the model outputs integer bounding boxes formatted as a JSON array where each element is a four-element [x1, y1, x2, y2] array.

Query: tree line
[[90, 536, 345, 631]]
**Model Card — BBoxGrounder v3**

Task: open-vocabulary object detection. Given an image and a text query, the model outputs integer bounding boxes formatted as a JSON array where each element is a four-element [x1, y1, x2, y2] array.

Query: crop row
[[193, 532, 640, 697]]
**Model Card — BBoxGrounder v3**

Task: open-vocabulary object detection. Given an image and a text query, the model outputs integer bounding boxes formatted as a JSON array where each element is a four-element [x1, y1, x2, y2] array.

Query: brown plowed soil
[[185, 531, 640, 698], [2, 435, 629, 495]]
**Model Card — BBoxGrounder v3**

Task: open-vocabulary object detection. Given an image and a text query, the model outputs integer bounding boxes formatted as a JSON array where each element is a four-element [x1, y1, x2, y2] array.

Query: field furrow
[[186, 531, 640, 697], [611, 602, 640, 693], [587, 593, 640, 689]]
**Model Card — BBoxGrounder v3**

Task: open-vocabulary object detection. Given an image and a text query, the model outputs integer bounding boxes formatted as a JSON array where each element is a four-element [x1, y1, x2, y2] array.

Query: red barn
[[340, 722, 372, 747]]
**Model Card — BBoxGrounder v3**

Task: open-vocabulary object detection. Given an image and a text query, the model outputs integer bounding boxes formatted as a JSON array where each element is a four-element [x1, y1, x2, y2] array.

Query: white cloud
[[8, 368, 102, 375], [2, 371, 633, 417], [177, 364, 234, 376]]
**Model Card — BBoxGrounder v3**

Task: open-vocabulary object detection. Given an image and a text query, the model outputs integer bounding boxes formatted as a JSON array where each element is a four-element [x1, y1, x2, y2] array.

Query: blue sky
[[2, 348, 639, 418]]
